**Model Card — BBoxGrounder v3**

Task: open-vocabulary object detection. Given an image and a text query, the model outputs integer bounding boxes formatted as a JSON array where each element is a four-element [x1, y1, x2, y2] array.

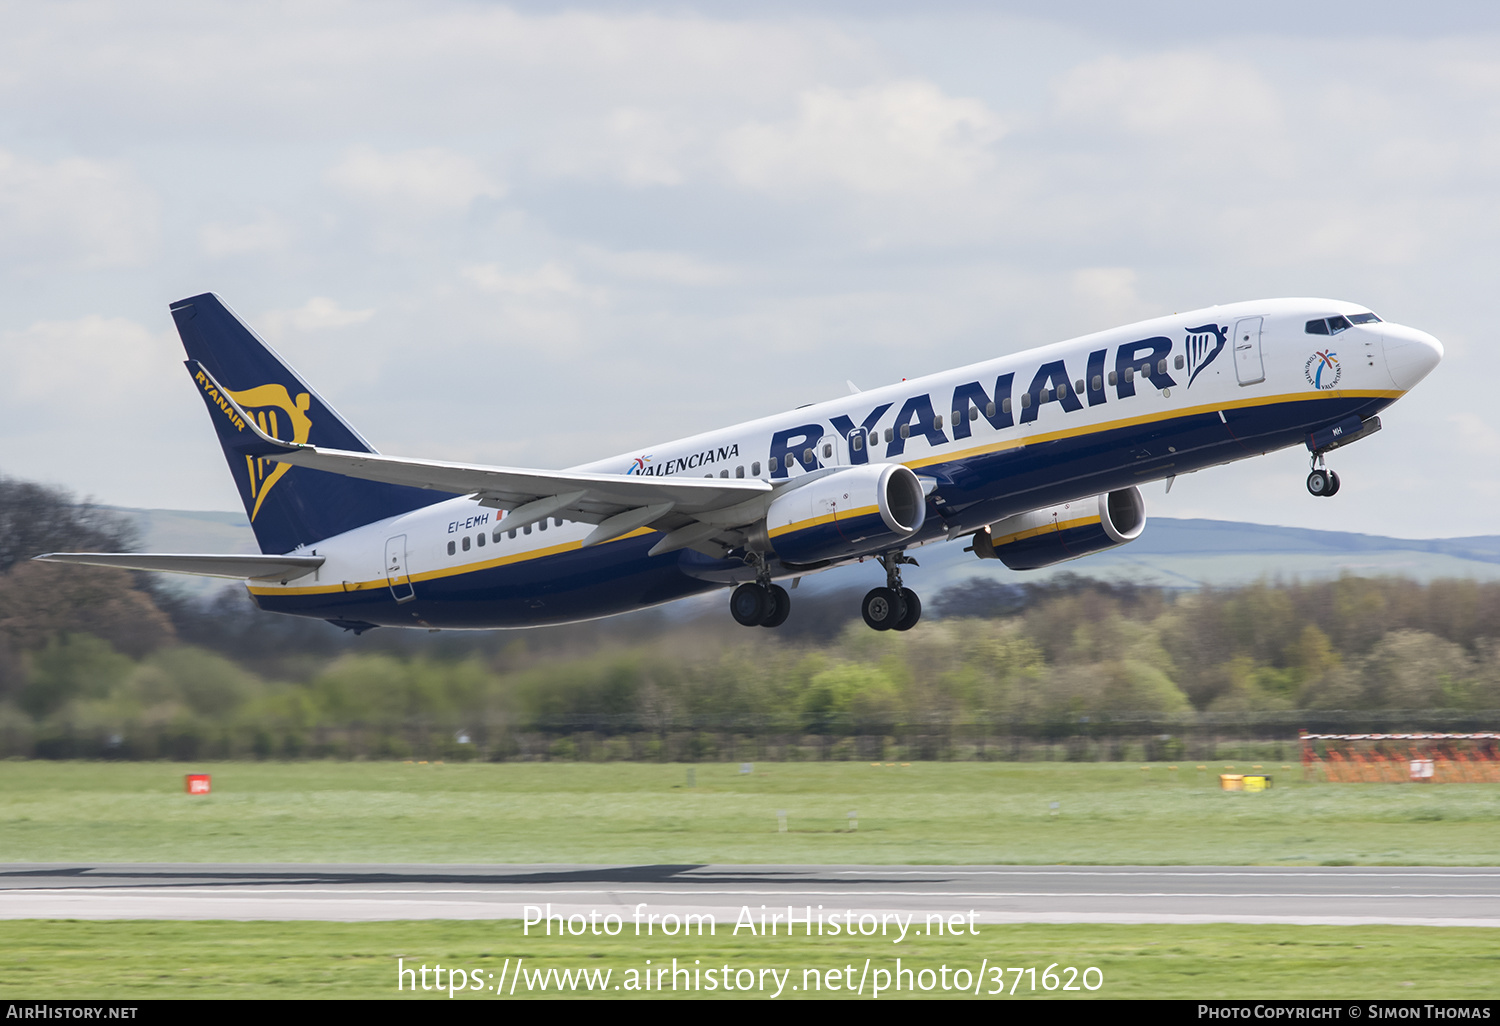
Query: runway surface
[[2, 864, 1498, 926]]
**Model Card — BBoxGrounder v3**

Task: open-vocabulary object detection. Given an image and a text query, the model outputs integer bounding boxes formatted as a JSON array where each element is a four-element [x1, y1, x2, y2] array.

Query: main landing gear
[[861, 552, 922, 632], [729, 552, 790, 628], [730, 581, 790, 628], [727, 549, 924, 632], [1306, 454, 1341, 497]]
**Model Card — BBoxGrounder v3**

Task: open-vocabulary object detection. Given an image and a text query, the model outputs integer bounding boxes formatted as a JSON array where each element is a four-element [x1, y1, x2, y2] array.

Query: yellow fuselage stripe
[[248, 527, 654, 596], [252, 389, 1398, 597]]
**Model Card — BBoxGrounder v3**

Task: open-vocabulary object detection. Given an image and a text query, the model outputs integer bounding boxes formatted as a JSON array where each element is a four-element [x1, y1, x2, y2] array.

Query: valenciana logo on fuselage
[[1305, 350, 1341, 390], [628, 444, 740, 477]]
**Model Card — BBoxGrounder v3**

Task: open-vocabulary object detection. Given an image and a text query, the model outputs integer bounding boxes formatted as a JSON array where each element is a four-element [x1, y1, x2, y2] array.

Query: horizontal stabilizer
[[33, 552, 324, 582]]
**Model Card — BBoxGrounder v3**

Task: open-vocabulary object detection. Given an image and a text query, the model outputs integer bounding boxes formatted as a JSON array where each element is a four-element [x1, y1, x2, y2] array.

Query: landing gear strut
[[862, 552, 922, 632], [1306, 453, 1341, 497], [729, 552, 791, 628]]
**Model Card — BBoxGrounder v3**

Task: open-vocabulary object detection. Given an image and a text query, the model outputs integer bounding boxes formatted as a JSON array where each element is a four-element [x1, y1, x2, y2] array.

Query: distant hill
[[105, 506, 1500, 602], [900, 517, 1500, 594]]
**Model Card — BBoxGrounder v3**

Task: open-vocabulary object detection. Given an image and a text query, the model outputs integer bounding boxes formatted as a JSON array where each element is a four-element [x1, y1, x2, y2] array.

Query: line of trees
[[2, 473, 1497, 762]]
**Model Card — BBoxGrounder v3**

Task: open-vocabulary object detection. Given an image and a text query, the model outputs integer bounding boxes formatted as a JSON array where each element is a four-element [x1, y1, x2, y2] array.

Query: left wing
[[192, 361, 773, 556]]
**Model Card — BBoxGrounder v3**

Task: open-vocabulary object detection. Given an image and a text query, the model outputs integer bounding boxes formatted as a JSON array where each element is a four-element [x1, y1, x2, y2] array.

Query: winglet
[[185, 360, 307, 457]]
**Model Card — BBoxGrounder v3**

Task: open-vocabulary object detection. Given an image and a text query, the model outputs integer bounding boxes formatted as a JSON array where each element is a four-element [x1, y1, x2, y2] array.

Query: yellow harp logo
[[228, 384, 313, 521]]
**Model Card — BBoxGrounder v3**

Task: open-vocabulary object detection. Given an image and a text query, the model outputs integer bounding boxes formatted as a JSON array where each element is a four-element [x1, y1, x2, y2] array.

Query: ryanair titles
[[194, 368, 247, 431], [769, 335, 1184, 478]]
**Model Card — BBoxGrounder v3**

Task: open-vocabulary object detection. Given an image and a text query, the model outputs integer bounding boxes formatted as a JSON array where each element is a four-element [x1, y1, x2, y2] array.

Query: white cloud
[[1069, 268, 1157, 330], [722, 80, 1004, 194], [578, 246, 733, 287], [198, 215, 293, 259], [463, 262, 583, 298], [259, 298, 375, 339], [1053, 52, 1280, 137], [0, 315, 175, 405], [0, 150, 158, 269], [326, 145, 502, 213]]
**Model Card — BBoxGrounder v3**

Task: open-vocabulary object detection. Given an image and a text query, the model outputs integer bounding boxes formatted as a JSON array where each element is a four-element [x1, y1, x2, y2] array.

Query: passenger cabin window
[[752, 461, 762, 476], [447, 540, 456, 555], [538, 519, 547, 531], [884, 428, 894, 443], [493, 526, 503, 543], [851, 434, 863, 451], [769, 457, 778, 472], [554, 518, 563, 527], [1000, 399, 1010, 414], [933, 415, 943, 430], [523, 524, 531, 535], [477, 533, 485, 547], [899, 425, 910, 439], [720, 469, 729, 478], [462, 536, 471, 551], [508, 529, 516, 539], [1173, 356, 1184, 370], [1020, 393, 1032, 409], [1108, 371, 1118, 386], [736, 466, 745, 477], [969, 406, 979, 421]]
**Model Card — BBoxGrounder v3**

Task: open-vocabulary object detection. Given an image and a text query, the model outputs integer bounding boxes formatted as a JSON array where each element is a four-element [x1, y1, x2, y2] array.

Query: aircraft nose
[[1382, 324, 1443, 391]]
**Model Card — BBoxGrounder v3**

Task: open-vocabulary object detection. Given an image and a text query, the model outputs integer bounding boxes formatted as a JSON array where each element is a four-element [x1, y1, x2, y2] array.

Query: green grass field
[[4, 920, 1498, 1000], [1, 760, 1496, 865]]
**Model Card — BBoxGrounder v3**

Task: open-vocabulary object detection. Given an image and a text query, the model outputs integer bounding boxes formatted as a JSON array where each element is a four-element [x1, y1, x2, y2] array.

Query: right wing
[[194, 360, 776, 557], [33, 552, 324, 582]]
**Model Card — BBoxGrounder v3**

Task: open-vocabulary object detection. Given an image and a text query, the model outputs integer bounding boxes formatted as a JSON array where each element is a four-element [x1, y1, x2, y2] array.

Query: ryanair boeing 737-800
[[38, 294, 1442, 633]]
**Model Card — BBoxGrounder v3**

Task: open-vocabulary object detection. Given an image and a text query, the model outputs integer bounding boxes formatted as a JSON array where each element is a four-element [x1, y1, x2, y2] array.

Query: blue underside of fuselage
[[253, 393, 1390, 629]]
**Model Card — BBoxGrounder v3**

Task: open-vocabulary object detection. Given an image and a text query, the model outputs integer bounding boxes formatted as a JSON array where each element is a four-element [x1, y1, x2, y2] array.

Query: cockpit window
[[1307, 313, 1379, 335]]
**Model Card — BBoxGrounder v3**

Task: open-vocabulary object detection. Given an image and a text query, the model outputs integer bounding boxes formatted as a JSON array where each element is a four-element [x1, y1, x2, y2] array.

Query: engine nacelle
[[972, 487, 1146, 570], [767, 463, 927, 565]]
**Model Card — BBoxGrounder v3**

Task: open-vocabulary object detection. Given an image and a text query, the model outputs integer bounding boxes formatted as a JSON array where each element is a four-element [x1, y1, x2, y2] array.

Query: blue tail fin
[[171, 293, 452, 554]]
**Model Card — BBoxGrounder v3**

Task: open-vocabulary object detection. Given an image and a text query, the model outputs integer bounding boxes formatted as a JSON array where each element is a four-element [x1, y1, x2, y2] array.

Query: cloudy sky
[[1, 1, 1496, 539]]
